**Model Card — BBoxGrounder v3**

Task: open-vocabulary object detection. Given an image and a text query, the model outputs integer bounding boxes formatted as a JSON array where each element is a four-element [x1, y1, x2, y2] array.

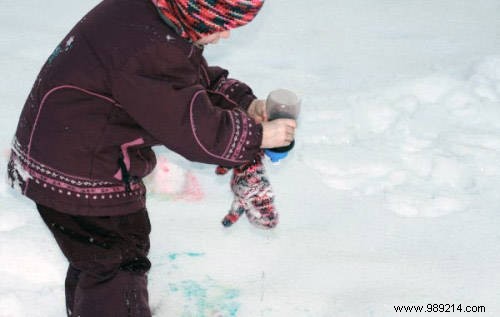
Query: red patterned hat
[[152, 0, 265, 42]]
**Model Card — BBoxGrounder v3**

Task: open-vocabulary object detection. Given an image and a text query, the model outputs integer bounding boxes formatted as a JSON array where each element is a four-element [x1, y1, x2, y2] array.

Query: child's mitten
[[221, 154, 279, 229]]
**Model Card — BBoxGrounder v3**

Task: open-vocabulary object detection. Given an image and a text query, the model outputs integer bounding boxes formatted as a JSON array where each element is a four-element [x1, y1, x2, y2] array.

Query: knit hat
[[152, 0, 265, 42]]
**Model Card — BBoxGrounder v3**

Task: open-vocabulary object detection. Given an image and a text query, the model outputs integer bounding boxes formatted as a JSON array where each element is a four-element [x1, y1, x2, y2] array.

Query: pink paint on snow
[[145, 156, 203, 201], [182, 171, 204, 201]]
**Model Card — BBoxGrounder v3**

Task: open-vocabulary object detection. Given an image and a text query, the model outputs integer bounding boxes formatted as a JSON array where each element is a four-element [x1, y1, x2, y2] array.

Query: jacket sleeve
[[110, 45, 262, 167], [200, 57, 257, 111]]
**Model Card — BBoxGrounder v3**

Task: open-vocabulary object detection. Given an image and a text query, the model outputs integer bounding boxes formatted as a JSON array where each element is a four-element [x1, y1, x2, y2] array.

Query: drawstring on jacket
[[118, 154, 132, 193]]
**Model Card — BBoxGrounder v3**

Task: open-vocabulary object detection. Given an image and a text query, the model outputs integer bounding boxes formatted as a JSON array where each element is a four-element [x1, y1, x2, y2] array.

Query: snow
[[2, 0, 500, 316], [301, 61, 500, 218]]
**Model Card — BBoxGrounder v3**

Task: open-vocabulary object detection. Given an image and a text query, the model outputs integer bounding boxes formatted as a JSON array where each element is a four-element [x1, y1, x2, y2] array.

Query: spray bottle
[[264, 89, 301, 162]]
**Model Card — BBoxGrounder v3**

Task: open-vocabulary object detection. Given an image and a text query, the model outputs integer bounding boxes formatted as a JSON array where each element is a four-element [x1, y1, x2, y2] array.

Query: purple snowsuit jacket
[[7, 0, 263, 216]]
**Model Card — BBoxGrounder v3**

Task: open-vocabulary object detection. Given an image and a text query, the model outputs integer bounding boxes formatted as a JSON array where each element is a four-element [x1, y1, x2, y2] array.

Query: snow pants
[[36, 204, 152, 317]]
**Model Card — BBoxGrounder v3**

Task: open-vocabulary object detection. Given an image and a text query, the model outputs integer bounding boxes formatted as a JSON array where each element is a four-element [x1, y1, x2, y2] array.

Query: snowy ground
[[2, 1, 500, 316]]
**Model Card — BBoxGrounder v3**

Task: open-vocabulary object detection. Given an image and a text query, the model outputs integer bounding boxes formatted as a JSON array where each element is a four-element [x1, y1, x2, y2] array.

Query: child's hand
[[261, 119, 296, 149], [247, 99, 268, 123]]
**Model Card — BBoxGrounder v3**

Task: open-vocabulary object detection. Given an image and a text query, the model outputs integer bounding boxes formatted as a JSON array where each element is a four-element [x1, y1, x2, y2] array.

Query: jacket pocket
[[113, 138, 152, 191]]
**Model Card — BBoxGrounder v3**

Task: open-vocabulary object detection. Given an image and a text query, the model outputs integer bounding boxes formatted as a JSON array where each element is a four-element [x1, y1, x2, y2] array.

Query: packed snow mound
[[143, 155, 204, 201], [303, 56, 500, 217]]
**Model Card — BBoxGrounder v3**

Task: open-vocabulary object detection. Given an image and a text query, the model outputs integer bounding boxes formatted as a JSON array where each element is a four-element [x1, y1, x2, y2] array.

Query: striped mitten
[[220, 154, 278, 229]]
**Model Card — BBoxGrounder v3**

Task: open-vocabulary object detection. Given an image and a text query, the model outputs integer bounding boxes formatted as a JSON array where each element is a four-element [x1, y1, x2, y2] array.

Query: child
[[7, 0, 296, 316]]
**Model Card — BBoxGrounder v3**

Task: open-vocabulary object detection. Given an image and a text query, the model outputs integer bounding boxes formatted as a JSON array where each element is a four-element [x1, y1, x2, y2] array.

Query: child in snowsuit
[[7, 0, 296, 316]]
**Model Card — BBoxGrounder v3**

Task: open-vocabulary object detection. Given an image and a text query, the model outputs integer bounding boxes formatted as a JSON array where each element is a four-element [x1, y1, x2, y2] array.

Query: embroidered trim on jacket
[[9, 139, 143, 200]]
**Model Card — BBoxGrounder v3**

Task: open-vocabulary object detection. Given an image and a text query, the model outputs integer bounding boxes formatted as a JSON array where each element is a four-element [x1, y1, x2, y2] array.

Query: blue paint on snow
[[169, 278, 241, 317], [164, 252, 241, 315], [167, 251, 205, 261]]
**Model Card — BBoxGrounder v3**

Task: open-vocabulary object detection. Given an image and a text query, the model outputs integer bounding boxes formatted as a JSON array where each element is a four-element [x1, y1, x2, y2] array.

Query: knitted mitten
[[220, 154, 278, 229]]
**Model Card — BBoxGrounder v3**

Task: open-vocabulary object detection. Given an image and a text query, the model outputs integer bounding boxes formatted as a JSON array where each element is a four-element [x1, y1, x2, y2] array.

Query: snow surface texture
[[2, 0, 500, 316], [305, 59, 500, 218]]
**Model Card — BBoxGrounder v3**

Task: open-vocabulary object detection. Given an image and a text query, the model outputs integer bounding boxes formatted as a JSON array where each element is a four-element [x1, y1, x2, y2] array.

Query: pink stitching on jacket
[[206, 89, 250, 159], [24, 84, 121, 195], [207, 89, 239, 108], [26, 165, 142, 194], [218, 78, 238, 94], [188, 45, 195, 59], [11, 147, 143, 197], [190, 90, 247, 164], [200, 64, 210, 87], [12, 140, 114, 184], [113, 138, 145, 180], [232, 109, 250, 160], [221, 110, 236, 158], [27, 85, 120, 158]]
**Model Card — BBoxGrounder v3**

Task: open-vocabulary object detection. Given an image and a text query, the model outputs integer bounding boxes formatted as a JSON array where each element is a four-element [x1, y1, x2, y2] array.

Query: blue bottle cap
[[264, 149, 289, 162]]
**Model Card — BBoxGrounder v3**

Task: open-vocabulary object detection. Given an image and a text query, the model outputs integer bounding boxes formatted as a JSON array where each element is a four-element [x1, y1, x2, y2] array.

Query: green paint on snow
[[169, 278, 241, 317], [167, 252, 205, 261]]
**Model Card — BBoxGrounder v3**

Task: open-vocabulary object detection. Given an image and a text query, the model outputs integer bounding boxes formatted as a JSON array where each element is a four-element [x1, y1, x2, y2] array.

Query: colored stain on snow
[[144, 156, 204, 201], [165, 253, 241, 316], [167, 252, 205, 261], [169, 278, 241, 317]]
